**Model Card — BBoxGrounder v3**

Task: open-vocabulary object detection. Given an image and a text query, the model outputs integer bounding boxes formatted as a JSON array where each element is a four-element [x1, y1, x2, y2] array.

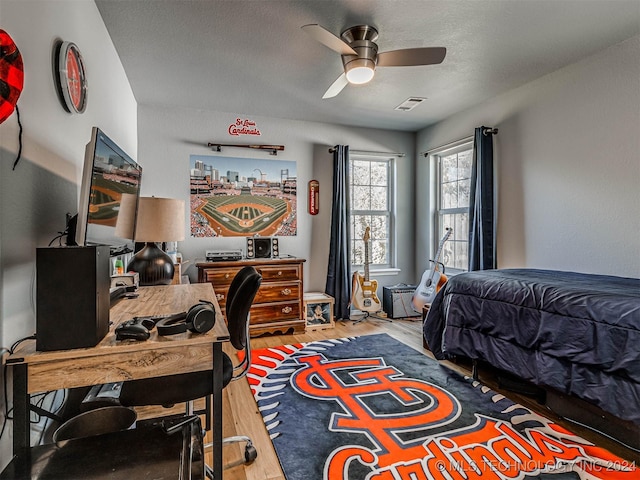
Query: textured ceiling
[[96, 0, 640, 132]]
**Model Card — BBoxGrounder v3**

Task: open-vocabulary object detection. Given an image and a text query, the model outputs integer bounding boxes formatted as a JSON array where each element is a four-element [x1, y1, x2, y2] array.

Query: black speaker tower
[[36, 246, 111, 351]]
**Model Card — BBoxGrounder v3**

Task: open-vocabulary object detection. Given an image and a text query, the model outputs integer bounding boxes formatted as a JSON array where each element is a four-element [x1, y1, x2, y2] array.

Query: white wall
[[416, 35, 640, 278], [138, 105, 416, 292], [0, 0, 137, 469]]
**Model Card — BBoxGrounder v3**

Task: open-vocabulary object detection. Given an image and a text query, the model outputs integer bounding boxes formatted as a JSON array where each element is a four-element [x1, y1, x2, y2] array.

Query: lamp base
[[127, 243, 175, 286]]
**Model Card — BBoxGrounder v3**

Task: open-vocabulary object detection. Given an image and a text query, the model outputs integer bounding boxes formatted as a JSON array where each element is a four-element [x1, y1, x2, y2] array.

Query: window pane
[[441, 154, 457, 182], [454, 241, 468, 270], [352, 186, 370, 210], [370, 162, 387, 186], [440, 214, 454, 235], [454, 212, 469, 243], [459, 150, 472, 178], [352, 161, 370, 185], [370, 215, 388, 239], [371, 239, 388, 265], [370, 186, 387, 210], [441, 182, 457, 209]]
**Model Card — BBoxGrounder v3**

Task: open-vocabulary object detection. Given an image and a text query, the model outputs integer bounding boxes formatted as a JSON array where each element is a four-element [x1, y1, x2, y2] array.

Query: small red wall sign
[[228, 118, 261, 136], [308, 180, 320, 215]]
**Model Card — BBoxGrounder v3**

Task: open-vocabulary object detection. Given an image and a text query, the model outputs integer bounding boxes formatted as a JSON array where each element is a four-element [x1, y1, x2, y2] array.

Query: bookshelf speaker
[[246, 237, 278, 259], [36, 246, 110, 351]]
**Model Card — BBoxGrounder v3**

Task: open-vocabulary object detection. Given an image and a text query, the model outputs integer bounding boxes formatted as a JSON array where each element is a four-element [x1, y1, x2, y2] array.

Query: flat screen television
[[75, 127, 142, 255]]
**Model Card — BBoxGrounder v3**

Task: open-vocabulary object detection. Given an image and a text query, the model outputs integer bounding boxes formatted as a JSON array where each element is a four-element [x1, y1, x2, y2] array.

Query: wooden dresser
[[196, 258, 306, 337]]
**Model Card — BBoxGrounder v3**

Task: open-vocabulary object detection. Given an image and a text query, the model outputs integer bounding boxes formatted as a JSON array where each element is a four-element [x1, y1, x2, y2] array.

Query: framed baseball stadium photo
[[190, 155, 297, 237]]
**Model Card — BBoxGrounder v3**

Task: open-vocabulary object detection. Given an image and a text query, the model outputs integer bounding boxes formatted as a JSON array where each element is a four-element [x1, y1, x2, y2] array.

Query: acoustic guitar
[[351, 226, 382, 312], [412, 227, 452, 311]]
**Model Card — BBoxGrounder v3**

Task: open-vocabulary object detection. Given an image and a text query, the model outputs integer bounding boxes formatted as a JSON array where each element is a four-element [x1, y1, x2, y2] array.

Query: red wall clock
[[55, 41, 87, 114]]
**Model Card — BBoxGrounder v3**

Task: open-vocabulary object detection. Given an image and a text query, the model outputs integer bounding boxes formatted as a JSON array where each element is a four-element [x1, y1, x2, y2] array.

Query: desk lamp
[[121, 196, 185, 286]]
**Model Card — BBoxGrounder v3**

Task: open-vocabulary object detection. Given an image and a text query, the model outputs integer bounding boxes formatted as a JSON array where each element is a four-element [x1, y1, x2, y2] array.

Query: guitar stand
[[352, 311, 392, 325]]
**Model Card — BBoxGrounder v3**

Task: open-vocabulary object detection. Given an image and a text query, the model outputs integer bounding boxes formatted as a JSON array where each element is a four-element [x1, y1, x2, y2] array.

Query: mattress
[[423, 268, 640, 423]]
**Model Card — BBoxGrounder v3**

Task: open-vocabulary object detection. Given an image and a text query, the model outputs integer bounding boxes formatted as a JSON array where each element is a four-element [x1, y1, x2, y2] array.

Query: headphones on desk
[[156, 300, 217, 336]]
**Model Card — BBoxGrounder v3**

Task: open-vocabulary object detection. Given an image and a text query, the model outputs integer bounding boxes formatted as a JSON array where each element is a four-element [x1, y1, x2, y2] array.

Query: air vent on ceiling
[[394, 97, 427, 111]]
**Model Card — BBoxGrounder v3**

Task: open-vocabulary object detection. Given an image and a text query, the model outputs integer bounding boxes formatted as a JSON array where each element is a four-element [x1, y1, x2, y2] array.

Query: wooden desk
[[7, 283, 229, 479]]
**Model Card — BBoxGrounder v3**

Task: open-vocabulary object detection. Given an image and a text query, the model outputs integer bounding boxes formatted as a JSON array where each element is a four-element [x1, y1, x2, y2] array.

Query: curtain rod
[[420, 127, 498, 157], [420, 135, 473, 157], [328, 147, 405, 158]]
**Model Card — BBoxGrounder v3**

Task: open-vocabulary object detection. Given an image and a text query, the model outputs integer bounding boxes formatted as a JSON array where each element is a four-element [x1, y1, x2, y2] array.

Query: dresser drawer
[[255, 265, 300, 282], [215, 280, 301, 308], [250, 302, 301, 324], [254, 282, 300, 303], [201, 267, 239, 288]]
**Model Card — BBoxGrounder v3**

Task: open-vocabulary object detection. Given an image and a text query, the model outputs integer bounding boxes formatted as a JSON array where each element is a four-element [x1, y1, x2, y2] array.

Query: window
[[349, 156, 393, 269], [434, 141, 473, 271]]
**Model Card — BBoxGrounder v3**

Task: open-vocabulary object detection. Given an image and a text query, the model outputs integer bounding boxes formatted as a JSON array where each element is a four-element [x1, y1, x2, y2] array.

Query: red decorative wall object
[[308, 180, 319, 215], [0, 29, 24, 124]]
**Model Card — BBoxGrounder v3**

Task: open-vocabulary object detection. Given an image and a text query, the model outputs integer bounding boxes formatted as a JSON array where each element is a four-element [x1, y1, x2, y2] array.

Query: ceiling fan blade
[[322, 73, 349, 99], [302, 24, 357, 56], [377, 47, 446, 67]]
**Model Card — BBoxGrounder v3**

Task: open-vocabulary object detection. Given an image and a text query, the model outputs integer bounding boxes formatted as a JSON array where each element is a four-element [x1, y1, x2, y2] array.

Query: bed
[[423, 268, 640, 428]]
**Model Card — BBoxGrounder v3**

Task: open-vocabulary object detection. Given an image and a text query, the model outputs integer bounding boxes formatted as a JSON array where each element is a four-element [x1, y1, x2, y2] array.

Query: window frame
[[349, 154, 396, 272], [431, 138, 474, 274]]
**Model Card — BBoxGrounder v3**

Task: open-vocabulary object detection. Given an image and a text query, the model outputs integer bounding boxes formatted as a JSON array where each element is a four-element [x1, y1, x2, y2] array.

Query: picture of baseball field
[[189, 155, 297, 237]]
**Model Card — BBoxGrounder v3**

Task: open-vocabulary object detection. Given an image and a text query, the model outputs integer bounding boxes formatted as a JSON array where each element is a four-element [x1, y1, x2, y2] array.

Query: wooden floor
[[210, 316, 639, 479]]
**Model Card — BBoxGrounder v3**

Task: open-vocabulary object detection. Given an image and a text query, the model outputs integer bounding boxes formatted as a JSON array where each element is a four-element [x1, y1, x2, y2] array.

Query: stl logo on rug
[[248, 335, 637, 480]]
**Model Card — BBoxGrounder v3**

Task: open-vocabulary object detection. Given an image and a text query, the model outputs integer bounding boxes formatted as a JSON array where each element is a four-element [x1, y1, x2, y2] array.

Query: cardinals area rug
[[247, 333, 637, 480]]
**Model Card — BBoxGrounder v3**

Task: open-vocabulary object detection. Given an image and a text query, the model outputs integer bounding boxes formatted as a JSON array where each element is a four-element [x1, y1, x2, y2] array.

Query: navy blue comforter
[[423, 269, 640, 423]]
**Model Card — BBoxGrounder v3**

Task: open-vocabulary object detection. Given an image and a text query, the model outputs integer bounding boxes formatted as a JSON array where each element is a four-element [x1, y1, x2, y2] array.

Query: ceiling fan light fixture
[[346, 66, 375, 84], [344, 58, 376, 84]]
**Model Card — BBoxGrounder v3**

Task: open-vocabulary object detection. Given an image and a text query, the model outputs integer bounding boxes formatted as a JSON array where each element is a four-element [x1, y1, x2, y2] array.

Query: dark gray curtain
[[325, 145, 351, 319], [468, 127, 497, 271]]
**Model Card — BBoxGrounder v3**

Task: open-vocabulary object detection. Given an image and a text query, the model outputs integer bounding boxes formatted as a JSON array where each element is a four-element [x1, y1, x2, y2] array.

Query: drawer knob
[[281, 288, 292, 296], [277, 271, 283, 276], [225, 273, 230, 279], [282, 306, 292, 314], [216, 293, 225, 301]]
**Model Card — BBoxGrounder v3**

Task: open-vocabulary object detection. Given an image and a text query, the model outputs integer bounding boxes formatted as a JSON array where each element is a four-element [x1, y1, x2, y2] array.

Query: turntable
[[205, 250, 243, 262]]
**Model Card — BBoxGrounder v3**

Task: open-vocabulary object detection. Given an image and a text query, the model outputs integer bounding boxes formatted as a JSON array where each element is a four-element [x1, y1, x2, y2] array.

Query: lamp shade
[[123, 197, 185, 286], [134, 197, 185, 242]]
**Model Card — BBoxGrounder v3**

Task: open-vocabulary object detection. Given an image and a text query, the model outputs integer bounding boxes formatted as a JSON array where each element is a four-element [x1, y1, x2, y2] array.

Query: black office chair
[[225, 265, 257, 313], [118, 268, 263, 475]]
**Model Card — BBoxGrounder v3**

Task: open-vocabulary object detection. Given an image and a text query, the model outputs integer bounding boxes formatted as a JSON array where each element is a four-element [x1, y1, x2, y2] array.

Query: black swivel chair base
[[223, 435, 258, 465], [202, 435, 257, 477]]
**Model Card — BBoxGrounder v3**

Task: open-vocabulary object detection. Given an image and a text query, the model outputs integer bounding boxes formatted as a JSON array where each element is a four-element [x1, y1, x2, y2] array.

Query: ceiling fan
[[302, 24, 446, 99]]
